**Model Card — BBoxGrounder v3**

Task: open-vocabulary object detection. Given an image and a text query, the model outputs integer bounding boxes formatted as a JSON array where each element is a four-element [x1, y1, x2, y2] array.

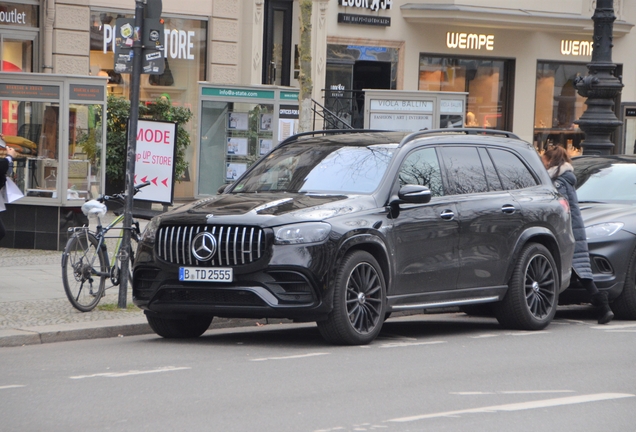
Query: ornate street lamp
[[574, 0, 624, 155]]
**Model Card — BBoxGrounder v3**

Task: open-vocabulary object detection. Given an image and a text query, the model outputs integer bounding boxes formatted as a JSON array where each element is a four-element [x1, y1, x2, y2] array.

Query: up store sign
[[102, 23, 197, 60]]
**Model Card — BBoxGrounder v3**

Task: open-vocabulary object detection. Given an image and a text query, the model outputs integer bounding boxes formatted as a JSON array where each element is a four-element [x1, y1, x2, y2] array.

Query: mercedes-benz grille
[[156, 225, 264, 266]]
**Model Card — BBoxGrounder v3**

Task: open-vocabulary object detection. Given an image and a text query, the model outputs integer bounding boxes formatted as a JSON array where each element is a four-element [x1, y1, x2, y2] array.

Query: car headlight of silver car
[[585, 222, 624, 240], [274, 222, 331, 245], [141, 217, 160, 243]]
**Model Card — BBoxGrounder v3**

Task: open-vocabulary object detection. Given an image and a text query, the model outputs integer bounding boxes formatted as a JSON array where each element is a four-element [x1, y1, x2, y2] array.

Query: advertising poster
[[227, 112, 248, 130], [227, 137, 248, 156], [226, 162, 247, 181], [133, 119, 177, 204]]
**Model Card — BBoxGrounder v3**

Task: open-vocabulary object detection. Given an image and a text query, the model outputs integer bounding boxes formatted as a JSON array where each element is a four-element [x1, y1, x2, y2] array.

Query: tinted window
[[478, 147, 503, 191], [439, 146, 489, 195], [232, 143, 397, 194], [398, 147, 444, 197], [488, 149, 538, 190]]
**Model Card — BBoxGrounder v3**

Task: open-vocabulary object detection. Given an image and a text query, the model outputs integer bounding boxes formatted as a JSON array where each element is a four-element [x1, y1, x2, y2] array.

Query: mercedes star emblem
[[191, 232, 217, 261]]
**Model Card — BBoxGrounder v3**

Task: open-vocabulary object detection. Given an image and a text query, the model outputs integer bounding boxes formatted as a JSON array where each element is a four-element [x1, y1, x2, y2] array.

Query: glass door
[[262, 0, 293, 86]]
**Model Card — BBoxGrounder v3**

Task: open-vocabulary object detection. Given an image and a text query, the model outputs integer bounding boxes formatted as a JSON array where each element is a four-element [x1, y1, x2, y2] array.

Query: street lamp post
[[574, 0, 623, 155]]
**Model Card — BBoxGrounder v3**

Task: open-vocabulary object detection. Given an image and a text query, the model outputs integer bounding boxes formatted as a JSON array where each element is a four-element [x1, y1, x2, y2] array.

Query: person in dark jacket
[[0, 134, 17, 241], [542, 146, 614, 324]]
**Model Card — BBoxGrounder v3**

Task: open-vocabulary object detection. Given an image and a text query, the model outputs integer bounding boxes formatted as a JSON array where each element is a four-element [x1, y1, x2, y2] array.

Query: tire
[[317, 250, 386, 345], [495, 243, 558, 330], [61, 232, 108, 312], [146, 315, 213, 338], [612, 247, 636, 319]]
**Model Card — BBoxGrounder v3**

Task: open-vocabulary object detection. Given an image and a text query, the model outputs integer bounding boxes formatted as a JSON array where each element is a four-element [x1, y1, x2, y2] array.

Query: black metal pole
[[574, 0, 623, 155], [118, 0, 145, 308]]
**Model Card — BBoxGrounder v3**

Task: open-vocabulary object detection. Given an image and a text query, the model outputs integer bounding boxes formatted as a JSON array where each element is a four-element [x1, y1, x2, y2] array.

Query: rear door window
[[488, 148, 538, 190]]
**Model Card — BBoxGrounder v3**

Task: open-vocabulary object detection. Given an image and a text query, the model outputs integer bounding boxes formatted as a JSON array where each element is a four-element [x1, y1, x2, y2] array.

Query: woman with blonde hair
[[542, 146, 614, 324]]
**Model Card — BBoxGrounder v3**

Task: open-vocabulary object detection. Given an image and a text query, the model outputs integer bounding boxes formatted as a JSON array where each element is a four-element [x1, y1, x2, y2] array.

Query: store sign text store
[[446, 32, 494, 51], [102, 25, 197, 60]]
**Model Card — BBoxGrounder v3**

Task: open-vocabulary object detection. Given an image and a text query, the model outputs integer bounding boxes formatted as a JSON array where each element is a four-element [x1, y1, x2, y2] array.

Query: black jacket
[[0, 157, 9, 190], [553, 166, 594, 280]]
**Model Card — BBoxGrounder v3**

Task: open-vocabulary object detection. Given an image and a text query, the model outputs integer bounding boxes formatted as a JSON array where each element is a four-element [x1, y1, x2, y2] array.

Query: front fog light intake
[[274, 222, 331, 245]]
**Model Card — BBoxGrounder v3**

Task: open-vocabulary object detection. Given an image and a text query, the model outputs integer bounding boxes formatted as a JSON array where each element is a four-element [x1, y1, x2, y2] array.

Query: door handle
[[501, 204, 516, 214], [440, 209, 455, 220]]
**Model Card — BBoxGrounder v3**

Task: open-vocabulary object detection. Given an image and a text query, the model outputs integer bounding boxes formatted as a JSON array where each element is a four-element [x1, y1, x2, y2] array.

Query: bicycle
[[61, 182, 150, 312]]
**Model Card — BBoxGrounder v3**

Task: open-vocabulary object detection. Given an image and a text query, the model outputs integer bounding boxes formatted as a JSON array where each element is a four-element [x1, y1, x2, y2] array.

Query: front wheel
[[495, 243, 558, 330], [146, 315, 213, 338], [61, 232, 108, 312], [317, 250, 386, 345]]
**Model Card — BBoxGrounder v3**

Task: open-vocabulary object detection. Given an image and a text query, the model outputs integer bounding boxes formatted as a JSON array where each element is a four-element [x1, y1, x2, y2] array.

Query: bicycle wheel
[[62, 231, 108, 312]]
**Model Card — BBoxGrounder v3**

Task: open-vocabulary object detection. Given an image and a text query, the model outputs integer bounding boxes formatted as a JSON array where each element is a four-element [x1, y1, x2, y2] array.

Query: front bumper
[[560, 229, 636, 303], [132, 241, 334, 321]]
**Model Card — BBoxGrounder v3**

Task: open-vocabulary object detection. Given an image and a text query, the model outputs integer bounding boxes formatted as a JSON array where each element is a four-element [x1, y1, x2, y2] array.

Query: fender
[[506, 226, 565, 289], [321, 233, 393, 312]]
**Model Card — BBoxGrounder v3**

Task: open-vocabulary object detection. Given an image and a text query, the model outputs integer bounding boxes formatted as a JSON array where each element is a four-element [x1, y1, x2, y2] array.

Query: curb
[[0, 316, 291, 348]]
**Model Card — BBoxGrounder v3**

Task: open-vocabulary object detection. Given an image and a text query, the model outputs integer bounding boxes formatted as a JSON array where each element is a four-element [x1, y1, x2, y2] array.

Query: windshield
[[232, 143, 397, 194], [576, 162, 636, 203]]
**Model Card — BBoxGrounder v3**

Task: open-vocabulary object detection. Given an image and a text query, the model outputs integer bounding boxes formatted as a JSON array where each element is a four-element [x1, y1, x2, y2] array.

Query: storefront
[[0, 72, 107, 250], [316, 1, 635, 153], [0, 1, 38, 73], [88, 8, 207, 198]]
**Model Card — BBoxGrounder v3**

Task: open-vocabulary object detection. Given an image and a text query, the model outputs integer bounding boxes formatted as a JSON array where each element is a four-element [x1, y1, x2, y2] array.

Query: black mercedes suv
[[133, 129, 574, 345]]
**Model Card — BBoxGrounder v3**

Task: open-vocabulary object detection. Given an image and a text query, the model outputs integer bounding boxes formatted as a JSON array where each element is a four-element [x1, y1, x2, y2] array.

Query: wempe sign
[[133, 119, 177, 204]]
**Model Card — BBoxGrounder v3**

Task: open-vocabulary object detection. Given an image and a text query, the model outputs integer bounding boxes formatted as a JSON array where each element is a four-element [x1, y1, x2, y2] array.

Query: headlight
[[141, 217, 160, 243], [585, 222, 624, 240], [274, 222, 331, 245]]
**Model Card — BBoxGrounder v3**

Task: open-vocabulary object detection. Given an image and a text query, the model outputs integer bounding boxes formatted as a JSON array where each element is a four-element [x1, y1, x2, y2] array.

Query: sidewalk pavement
[[0, 208, 266, 348]]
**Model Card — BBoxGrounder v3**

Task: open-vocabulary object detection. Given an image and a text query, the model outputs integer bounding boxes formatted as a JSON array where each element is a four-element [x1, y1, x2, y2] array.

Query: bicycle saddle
[[81, 200, 107, 218]]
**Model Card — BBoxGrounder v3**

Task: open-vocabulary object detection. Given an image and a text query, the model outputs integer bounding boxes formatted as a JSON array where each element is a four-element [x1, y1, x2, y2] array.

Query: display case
[[0, 73, 107, 249]]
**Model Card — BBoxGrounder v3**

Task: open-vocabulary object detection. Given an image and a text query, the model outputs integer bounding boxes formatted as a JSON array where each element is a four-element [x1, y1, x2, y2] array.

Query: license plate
[[179, 267, 233, 282]]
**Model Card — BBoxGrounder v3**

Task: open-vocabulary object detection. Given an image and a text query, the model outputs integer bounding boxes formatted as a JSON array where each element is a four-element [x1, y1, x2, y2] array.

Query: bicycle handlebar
[[96, 181, 152, 203]]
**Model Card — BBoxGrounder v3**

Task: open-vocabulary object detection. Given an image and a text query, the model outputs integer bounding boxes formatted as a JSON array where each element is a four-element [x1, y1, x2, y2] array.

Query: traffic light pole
[[118, 0, 146, 308]]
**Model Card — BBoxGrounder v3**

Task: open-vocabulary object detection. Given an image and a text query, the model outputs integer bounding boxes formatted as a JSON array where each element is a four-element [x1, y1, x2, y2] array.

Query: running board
[[391, 296, 500, 311]]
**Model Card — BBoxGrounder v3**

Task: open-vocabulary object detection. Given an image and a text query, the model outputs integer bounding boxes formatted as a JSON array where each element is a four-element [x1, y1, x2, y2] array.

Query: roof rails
[[278, 129, 395, 146], [404, 128, 520, 142]]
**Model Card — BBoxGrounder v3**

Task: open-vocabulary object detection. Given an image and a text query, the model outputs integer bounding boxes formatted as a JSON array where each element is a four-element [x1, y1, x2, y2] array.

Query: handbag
[[4, 177, 24, 203]]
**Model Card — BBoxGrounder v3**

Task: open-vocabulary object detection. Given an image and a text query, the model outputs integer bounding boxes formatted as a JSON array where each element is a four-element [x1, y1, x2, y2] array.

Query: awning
[[400, 4, 633, 36]]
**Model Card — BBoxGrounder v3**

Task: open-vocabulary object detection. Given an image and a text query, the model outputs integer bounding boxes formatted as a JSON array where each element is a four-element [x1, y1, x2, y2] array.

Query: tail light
[[558, 197, 570, 213]]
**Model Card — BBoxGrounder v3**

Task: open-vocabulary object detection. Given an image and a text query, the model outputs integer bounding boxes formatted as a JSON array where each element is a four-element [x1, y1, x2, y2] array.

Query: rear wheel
[[495, 243, 558, 330], [612, 247, 636, 319], [62, 232, 107, 312], [146, 315, 213, 338], [317, 250, 386, 345]]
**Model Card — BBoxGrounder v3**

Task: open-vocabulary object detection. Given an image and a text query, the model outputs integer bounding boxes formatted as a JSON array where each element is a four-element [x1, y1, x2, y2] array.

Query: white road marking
[[470, 334, 499, 339], [0, 385, 26, 390], [388, 393, 635, 422], [505, 331, 550, 336], [70, 366, 191, 379], [592, 323, 636, 330], [606, 330, 636, 333], [250, 352, 330, 362], [450, 390, 574, 396], [378, 341, 446, 348]]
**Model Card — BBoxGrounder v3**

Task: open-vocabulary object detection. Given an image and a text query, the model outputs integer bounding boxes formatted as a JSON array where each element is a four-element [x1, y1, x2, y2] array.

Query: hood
[[157, 192, 376, 227], [580, 202, 636, 235], [556, 170, 576, 187]]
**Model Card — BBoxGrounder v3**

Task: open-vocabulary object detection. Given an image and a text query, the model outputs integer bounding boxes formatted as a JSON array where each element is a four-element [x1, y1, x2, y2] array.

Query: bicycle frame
[[70, 212, 137, 280]]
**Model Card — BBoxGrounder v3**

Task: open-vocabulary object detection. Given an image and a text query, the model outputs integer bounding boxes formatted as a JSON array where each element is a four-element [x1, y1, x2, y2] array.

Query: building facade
[[1, 0, 635, 201]]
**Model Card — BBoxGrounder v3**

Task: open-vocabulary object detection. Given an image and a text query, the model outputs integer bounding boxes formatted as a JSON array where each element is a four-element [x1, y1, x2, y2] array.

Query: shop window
[[89, 11, 206, 105], [533, 62, 588, 156], [419, 55, 514, 131], [1, 39, 33, 72]]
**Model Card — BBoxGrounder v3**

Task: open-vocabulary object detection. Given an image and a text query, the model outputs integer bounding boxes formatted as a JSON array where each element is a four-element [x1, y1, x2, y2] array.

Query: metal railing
[[312, 89, 366, 130]]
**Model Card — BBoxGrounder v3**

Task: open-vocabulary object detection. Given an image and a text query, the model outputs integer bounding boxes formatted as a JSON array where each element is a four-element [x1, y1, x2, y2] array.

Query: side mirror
[[395, 184, 432, 204], [217, 183, 230, 194]]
